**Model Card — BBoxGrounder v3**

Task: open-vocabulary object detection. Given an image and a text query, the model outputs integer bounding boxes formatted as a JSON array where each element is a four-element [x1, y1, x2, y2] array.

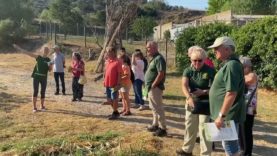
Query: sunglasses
[[192, 59, 203, 63]]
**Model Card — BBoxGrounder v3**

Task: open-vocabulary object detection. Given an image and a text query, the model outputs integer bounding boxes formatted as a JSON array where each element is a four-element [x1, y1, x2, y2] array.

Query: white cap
[[208, 36, 235, 48]]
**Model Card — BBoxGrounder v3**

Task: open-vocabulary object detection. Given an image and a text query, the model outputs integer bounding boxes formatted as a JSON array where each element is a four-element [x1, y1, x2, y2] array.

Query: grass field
[[0, 40, 276, 155]]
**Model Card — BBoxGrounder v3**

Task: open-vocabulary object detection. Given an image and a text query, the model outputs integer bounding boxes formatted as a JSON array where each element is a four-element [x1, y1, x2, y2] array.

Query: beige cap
[[208, 36, 235, 48]]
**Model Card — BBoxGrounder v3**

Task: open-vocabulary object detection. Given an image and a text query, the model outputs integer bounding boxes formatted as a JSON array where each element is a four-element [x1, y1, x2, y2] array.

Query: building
[[154, 10, 275, 41]]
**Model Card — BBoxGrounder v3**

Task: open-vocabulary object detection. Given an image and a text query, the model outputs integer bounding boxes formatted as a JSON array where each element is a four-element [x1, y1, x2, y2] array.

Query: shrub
[[175, 22, 235, 71], [232, 17, 277, 89], [0, 19, 14, 45]]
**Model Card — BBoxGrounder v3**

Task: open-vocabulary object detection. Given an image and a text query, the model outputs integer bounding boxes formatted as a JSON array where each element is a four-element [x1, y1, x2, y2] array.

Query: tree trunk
[[94, 0, 138, 73]]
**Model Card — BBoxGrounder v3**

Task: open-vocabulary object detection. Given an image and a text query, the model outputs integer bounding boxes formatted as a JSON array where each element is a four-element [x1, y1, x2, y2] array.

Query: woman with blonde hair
[[177, 46, 215, 156], [13, 44, 52, 112]]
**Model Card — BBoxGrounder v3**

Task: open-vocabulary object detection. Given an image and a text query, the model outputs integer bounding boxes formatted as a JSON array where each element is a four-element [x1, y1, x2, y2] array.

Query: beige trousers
[[182, 105, 212, 156], [148, 87, 166, 129]]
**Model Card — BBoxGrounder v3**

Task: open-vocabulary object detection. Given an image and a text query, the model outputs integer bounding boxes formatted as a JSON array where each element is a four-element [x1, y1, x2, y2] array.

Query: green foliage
[[232, 17, 277, 89], [131, 16, 156, 41], [0, 131, 121, 155], [49, 0, 83, 35], [231, 0, 277, 15], [207, 0, 230, 15], [175, 17, 277, 89], [39, 9, 51, 21], [175, 23, 235, 71], [0, 19, 14, 44], [207, 0, 277, 15], [0, 0, 34, 45]]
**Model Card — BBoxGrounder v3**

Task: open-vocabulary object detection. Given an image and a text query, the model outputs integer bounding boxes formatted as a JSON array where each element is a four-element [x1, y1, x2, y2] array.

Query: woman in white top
[[131, 50, 145, 111]]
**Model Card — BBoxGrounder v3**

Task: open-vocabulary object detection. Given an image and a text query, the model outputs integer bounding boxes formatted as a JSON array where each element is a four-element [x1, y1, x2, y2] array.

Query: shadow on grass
[[253, 144, 277, 156], [166, 72, 183, 77], [0, 92, 30, 113], [163, 94, 186, 101], [253, 119, 277, 145]]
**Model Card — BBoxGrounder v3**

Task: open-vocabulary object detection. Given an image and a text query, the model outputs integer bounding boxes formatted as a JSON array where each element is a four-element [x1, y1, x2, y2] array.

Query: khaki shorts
[[120, 85, 131, 93]]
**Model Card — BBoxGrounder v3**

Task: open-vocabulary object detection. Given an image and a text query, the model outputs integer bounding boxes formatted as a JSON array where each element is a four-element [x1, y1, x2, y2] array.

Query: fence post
[[54, 23, 57, 45], [46, 22, 49, 39], [50, 22, 52, 40], [84, 26, 87, 48]]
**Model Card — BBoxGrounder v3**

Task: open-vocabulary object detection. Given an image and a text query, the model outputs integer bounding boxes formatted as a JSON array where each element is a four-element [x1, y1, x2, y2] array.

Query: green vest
[[144, 53, 166, 92], [209, 55, 246, 123], [32, 56, 51, 80]]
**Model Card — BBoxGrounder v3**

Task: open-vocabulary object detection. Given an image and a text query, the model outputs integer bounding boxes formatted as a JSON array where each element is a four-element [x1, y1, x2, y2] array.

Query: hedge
[[175, 17, 277, 89], [175, 22, 235, 71]]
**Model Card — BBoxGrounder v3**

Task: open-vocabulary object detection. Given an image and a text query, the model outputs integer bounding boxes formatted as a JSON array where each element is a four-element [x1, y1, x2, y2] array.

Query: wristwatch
[[218, 112, 226, 119]]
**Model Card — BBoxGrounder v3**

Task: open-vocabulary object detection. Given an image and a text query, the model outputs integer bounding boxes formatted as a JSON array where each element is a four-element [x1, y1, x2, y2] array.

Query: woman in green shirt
[[176, 46, 215, 156], [13, 45, 52, 112]]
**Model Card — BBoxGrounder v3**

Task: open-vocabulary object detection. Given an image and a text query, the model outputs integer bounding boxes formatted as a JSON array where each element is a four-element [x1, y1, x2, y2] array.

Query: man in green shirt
[[144, 41, 167, 137], [208, 36, 246, 156]]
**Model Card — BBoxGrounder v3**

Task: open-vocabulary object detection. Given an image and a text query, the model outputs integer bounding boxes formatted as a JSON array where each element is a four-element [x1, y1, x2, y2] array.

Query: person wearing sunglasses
[[176, 46, 215, 156]]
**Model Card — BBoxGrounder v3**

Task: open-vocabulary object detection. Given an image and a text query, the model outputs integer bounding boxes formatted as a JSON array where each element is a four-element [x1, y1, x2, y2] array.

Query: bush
[[175, 22, 235, 71], [0, 19, 14, 45], [232, 17, 277, 89]]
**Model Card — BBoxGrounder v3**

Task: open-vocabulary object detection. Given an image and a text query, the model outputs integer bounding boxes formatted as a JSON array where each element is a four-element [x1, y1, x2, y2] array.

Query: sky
[[165, 0, 208, 10]]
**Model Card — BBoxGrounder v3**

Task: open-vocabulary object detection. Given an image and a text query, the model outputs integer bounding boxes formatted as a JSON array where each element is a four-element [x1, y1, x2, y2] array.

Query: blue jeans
[[222, 123, 240, 155], [133, 79, 144, 105]]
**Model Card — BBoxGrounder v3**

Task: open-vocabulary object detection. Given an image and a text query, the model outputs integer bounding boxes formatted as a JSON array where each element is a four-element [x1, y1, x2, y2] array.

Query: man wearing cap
[[52, 45, 66, 95], [208, 36, 246, 156]]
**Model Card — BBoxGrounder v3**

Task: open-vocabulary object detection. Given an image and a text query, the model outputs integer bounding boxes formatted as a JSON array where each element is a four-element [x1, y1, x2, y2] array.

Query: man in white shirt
[[52, 45, 66, 95]]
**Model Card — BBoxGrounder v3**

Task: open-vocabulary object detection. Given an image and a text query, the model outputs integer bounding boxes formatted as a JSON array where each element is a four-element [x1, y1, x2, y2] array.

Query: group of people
[[102, 42, 168, 137], [20, 36, 257, 156], [15, 45, 85, 112], [176, 36, 258, 156]]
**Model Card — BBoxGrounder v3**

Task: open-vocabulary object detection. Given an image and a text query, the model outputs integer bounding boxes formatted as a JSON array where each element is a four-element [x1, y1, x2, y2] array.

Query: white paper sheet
[[204, 120, 238, 142]]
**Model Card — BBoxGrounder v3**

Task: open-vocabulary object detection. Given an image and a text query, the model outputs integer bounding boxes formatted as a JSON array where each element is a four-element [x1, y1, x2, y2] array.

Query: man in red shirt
[[104, 46, 123, 120]]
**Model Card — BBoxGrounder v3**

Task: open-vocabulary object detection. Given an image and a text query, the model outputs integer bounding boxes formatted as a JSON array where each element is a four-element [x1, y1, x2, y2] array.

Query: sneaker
[[147, 125, 159, 132], [138, 105, 146, 111], [41, 107, 46, 112], [102, 101, 111, 105], [77, 98, 82, 102], [54, 92, 59, 95], [33, 108, 38, 113], [108, 111, 120, 120], [176, 149, 192, 156], [153, 128, 167, 137], [72, 98, 77, 102]]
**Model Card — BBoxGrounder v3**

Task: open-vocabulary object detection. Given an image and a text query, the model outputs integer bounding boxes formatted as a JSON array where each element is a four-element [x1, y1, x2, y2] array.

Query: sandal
[[119, 110, 126, 114], [122, 111, 132, 116]]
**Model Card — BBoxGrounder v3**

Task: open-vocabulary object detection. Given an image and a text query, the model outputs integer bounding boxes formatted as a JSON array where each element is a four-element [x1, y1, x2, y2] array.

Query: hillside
[[32, 0, 205, 25], [159, 9, 205, 24]]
